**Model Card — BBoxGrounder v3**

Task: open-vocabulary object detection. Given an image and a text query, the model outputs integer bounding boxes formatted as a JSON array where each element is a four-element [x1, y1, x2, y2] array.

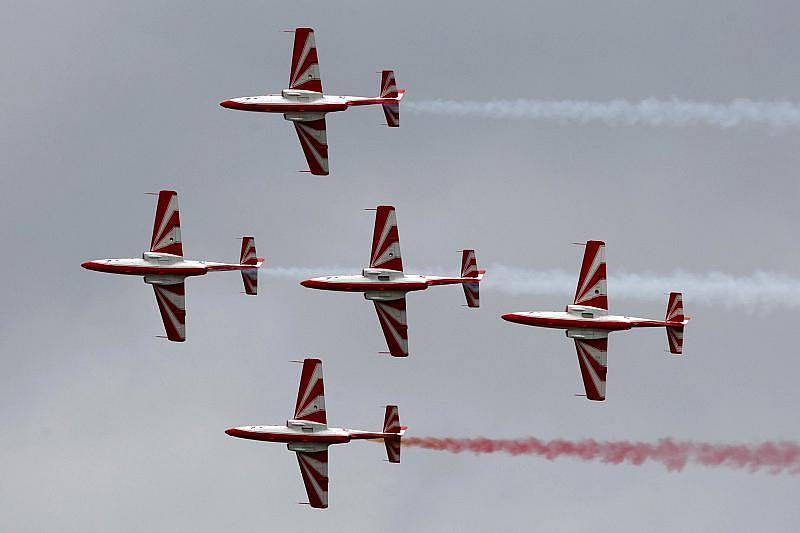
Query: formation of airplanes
[[80, 28, 691, 509]]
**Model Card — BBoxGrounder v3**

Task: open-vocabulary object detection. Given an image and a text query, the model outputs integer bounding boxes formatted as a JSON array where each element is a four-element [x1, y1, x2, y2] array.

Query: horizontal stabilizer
[[461, 250, 481, 307]]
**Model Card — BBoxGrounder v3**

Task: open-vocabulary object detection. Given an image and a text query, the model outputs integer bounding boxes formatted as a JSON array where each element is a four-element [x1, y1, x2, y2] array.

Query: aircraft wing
[[574, 240, 607, 309], [295, 449, 329, 509], [573, 337, 608, 401], [373, 297, 409, 357], [294, 358, 327, 424], [150, 190, 183, 256], [152, 282, 186, 342], [370, 205, 403, 271], [288, 28, 323, 92], [292, 117, 329, 175]]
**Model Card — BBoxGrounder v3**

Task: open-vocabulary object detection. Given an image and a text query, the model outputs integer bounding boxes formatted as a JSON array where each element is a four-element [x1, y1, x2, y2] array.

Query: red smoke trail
[[403, 437, 800, 474]]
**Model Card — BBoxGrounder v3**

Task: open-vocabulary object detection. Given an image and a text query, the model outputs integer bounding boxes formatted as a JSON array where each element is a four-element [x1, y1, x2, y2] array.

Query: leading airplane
[[81, 190, 264, 342], [220, 27, 405, 176], [501, 240, 689, 401], [225, 358, 405, 509], [300, 205, 484, 357]]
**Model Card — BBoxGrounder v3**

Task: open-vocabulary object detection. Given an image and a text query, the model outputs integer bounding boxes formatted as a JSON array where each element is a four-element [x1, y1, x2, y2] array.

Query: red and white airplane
[[81, 190, 264, 342], [225, 358, 405, 509], [300, 206, 484, 357], [220, 27, 404, 176], [501, 240, 689, 401]]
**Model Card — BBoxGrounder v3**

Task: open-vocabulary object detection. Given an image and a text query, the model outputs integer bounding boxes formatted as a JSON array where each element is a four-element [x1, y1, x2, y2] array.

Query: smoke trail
[[405, 98, 800, 129], [404, 437, 800, 474], [483, 265, 800, 310], [270, 264, 800, 310]]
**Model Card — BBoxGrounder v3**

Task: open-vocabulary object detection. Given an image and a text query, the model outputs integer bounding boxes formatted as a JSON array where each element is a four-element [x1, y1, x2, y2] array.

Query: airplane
[[225, 358, 405, 509], [501, 240, 689, 401], [300, 205, 484, 357], [81, 190, 264, 342], [220, 27, 405, 176]]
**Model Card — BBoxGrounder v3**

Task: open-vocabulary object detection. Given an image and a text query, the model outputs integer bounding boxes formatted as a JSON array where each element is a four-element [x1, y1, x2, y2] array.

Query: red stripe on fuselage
[[425, 277, 481, 286], [501, 314, 679, 330], [501, 314, 631, 331], [81, 262, 206, 277], [225, 429, 350, 444], [219, 100, 348, 113], [300, 280, 428, 292], [346, 98, 401, 107]]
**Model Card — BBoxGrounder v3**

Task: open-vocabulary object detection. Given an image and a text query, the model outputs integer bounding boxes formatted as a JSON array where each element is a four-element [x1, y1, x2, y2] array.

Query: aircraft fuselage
[[81, 253, 252, 278], [225, 423, 393, 445], [502, 307, 676, 332], [300, 268, 475, 295], [220, 89, 396, 115]]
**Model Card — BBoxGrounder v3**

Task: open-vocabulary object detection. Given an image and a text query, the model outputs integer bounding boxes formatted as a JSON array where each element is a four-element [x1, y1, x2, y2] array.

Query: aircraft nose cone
[[225, 428, 237, 437], [300, 279, 315, 288], [501, 313, 517, 322], [81, 261, 98, 271], [220, 99, 235, 109]]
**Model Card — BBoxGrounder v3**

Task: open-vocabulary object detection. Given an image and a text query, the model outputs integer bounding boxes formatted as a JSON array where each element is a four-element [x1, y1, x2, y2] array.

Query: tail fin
[[666, 292, 685, 355], [380, 71, 401, 127], [461, 249, 481, 308], [241, 270, 258, 296], [666, 292, 684, 322], [240, 237, 258, 265], [460, 249, 479, 278], [379, 70, 398, 98], [383, 405, 401, 433], [240, 236, 260, 295], [383, 405, 402, 464]]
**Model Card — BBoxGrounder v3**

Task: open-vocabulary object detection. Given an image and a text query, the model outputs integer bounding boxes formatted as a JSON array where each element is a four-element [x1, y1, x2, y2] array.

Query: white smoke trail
[[483, 265, 800, 310], [270, 264, 800, 310], [405, 98, 800, 129]]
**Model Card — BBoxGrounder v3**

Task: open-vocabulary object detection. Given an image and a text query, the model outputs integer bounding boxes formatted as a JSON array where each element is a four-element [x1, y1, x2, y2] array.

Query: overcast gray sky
[[2, 1, 799, 531]]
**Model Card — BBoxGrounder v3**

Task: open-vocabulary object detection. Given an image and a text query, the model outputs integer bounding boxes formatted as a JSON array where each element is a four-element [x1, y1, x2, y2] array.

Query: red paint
[[80, 261, 206, 277], [219, 100, 347, 113], [300, 279, 427, 292], [225, 428, 350, 444]]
